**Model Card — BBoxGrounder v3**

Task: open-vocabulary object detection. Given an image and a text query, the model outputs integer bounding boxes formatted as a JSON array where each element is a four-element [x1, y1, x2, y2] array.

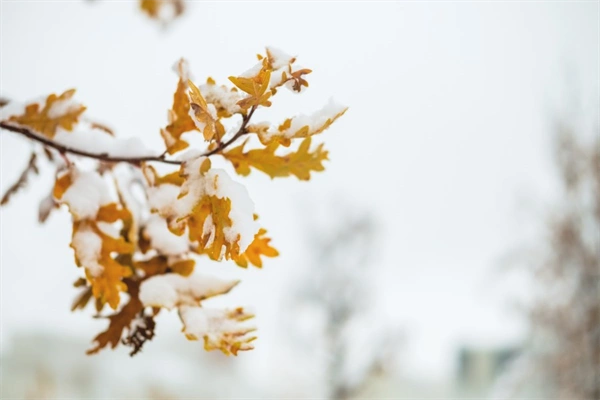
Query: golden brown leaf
[[161, 60, 198, 154], [52, 171, 73, 200], [233, 228, 279, 268], [87, 279, 143, 355], [229, 68, 272, 109], [139, 0, 184, 21], [223, 137, 328, 180], [188, 80, 221, 141], [8, 89, 85, 138], [184, 195, 239, 261]]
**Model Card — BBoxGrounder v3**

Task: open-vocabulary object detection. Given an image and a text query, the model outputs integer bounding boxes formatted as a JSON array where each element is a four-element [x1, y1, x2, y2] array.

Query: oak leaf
[[161, 59, 198, 154], [229, 68, 272, 109], [223, 137, 328, 180], [188, 80, 224, 141], [87, 279, 143, 354], [233, 228, 279, 268], [179, 306, 257, 356], [8, 89, 85, 138]]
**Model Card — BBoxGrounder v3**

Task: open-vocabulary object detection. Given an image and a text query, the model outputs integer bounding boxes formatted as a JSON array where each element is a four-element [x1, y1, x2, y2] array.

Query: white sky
[[1, 0, 598, 387]]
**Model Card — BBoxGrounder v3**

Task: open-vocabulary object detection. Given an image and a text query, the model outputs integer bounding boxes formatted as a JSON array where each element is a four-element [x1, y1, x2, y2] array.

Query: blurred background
[[0, 1, 598, 398]]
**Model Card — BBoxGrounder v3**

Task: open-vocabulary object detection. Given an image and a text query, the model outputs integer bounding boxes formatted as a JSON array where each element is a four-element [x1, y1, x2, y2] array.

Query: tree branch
[[0, 106, 256, 166]]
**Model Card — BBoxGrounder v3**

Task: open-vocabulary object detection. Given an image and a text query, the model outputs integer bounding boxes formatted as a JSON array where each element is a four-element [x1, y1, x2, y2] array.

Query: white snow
[[0, 101, 28, 120], [239, 61, 264, 79], [96, 221, 120, 238], [59, 169, 113, 220], [172, 58, 191, 81], [54, 126, 159, 158], [47, 97, 82, 119], [176, 148, 205, 162], [147, 183, 180, 214], [261, 98, 348, 142], [285, 99, 347, 137], [199, 82, 243, 116], [139, 273, 239, 309], [178, 306, 256, 345], [177, 159, 259, 253], [266, 47, 295, 69], [144, 214, 190, 256], [71, 228, 103, 277]]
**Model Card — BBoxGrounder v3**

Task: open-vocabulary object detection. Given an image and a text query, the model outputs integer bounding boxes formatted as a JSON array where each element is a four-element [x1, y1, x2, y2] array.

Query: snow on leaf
[[7, 89, 86, 138], [179, 306, 256, 355], [139, 273, 239, 309], [53, 168, 113, 220], [73, 215, 134, 310], [159, 159, 258, 260], [223, 137, 328, 181], [161, 59, 198, 154], [258, 100, 348, 145], [232, 228, 279, 268], [199, 78, 243, 118]]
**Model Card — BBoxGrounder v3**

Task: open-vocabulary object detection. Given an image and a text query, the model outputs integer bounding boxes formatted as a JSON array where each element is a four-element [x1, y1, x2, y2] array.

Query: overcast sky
[[1, 0, 598, 386]]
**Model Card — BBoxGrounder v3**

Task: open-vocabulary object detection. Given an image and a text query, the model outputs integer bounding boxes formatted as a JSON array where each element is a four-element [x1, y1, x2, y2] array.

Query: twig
[[0, 106, 256, 167]]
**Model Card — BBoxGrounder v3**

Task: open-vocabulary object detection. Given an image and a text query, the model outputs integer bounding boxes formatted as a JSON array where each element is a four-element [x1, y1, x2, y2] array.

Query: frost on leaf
[[7, 89, 85, 138], [161, 59, 198, 154], [223, 137, 328, 181]]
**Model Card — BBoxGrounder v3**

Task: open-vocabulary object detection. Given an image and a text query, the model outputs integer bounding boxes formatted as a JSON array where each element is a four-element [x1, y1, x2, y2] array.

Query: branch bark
[[0, 105, 256, 166]]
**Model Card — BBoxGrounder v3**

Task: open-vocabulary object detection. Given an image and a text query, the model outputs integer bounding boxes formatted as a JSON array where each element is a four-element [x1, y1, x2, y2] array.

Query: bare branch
[[1, 152, 39, 205]]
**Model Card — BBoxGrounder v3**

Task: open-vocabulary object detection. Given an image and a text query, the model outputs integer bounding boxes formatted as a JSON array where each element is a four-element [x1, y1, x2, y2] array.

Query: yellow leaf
[[71, 210, 135, 310], [223, 137, 328, 181], [8, 89, 86, 138], [170, 258, 195, 276], [184, 195, 240, 261], [139, 0, 184, 21], [96, 203, 131, 223], [52, 171, 73, 200], [134, 256, 169, 276], [188, 80, 218, 141], [161, 60, 198, 154], [233, 228, 279, 268], [229, 69, 272, 109]]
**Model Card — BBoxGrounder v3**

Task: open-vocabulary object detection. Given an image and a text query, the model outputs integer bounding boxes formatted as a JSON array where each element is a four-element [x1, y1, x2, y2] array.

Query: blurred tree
[[528, 123, 600, 398], [291, 210, 401, 400]]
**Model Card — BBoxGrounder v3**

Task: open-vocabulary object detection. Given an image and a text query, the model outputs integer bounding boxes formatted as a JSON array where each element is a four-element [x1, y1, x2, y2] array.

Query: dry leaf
[[8, 89, 85, 138], [223, 137, 328, 180]]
